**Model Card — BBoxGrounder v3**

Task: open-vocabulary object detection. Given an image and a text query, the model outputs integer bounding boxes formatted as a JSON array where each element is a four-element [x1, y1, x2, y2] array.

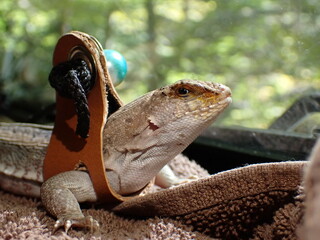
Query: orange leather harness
[[43, 31, 150, 203]]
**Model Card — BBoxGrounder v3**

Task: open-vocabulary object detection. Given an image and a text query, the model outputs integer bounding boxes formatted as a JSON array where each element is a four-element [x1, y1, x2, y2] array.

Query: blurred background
[[0, 0, 319, 128]]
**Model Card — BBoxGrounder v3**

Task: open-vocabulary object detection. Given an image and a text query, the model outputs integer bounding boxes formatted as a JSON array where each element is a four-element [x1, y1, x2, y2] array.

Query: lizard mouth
[[224, 96, 232, 105], [218, 85, 232, 106], [194, 95, 231, 120], [218, 96, 232, 108], [207, 95, 232, 113]]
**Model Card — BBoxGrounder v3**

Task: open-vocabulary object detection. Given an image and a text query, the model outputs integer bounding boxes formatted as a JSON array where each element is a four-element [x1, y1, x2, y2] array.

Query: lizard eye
[[176, 87, 190, 97]]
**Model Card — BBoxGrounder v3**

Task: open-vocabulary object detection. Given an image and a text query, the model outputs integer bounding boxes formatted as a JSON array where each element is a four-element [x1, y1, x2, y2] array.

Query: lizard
[[0, 79, 231, 233]]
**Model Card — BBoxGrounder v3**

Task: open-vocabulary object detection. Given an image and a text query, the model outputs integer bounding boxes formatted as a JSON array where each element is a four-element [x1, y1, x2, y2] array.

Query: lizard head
[[169, 79, 231, 119], [149, 79, 231, 125]]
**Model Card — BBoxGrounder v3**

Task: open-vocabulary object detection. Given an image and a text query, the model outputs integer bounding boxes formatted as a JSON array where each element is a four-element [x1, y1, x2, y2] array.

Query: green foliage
[[0, 0, 319, 128]]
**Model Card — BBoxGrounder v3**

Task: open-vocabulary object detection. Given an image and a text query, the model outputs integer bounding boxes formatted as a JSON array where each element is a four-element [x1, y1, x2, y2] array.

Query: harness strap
[[43, 31, 151, 203]]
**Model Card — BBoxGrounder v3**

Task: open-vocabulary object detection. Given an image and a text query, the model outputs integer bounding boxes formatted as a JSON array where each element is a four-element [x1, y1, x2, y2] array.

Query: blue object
[[103, 49, 127, 86]]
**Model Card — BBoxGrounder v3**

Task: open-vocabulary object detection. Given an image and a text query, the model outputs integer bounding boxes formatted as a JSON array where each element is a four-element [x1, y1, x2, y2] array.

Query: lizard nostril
[[148, 120, 159, 131]]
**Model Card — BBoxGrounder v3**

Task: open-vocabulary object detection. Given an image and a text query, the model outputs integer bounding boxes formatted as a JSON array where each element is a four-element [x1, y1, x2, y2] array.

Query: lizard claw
[[53, 215, 99, 234]]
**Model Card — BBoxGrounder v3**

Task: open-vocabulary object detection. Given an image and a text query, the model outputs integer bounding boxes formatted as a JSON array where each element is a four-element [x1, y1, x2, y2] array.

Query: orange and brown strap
[[43, 31, 147, 203]]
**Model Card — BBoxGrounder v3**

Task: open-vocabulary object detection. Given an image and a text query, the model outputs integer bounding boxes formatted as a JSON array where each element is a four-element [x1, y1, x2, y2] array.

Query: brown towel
[[0, 153, 308, 239], [301, 138, 320, 240], [115, 158, 306, 239]]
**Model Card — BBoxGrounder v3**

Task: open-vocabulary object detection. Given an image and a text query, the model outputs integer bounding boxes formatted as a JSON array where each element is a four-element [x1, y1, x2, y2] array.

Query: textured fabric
[[301, 138, 320, 240], [0, 154, 308, 239], [114, 159, 306, 239]]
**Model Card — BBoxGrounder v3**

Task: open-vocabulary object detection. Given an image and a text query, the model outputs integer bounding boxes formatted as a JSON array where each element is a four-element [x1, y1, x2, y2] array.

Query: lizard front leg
[[40, 171, 99, 233]]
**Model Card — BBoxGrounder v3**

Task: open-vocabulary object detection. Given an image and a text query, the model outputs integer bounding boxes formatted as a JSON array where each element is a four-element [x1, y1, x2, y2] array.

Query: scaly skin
[[0, 79, 231, 233], [0, 123, 50, 197], [103, 79, 231, 194]]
